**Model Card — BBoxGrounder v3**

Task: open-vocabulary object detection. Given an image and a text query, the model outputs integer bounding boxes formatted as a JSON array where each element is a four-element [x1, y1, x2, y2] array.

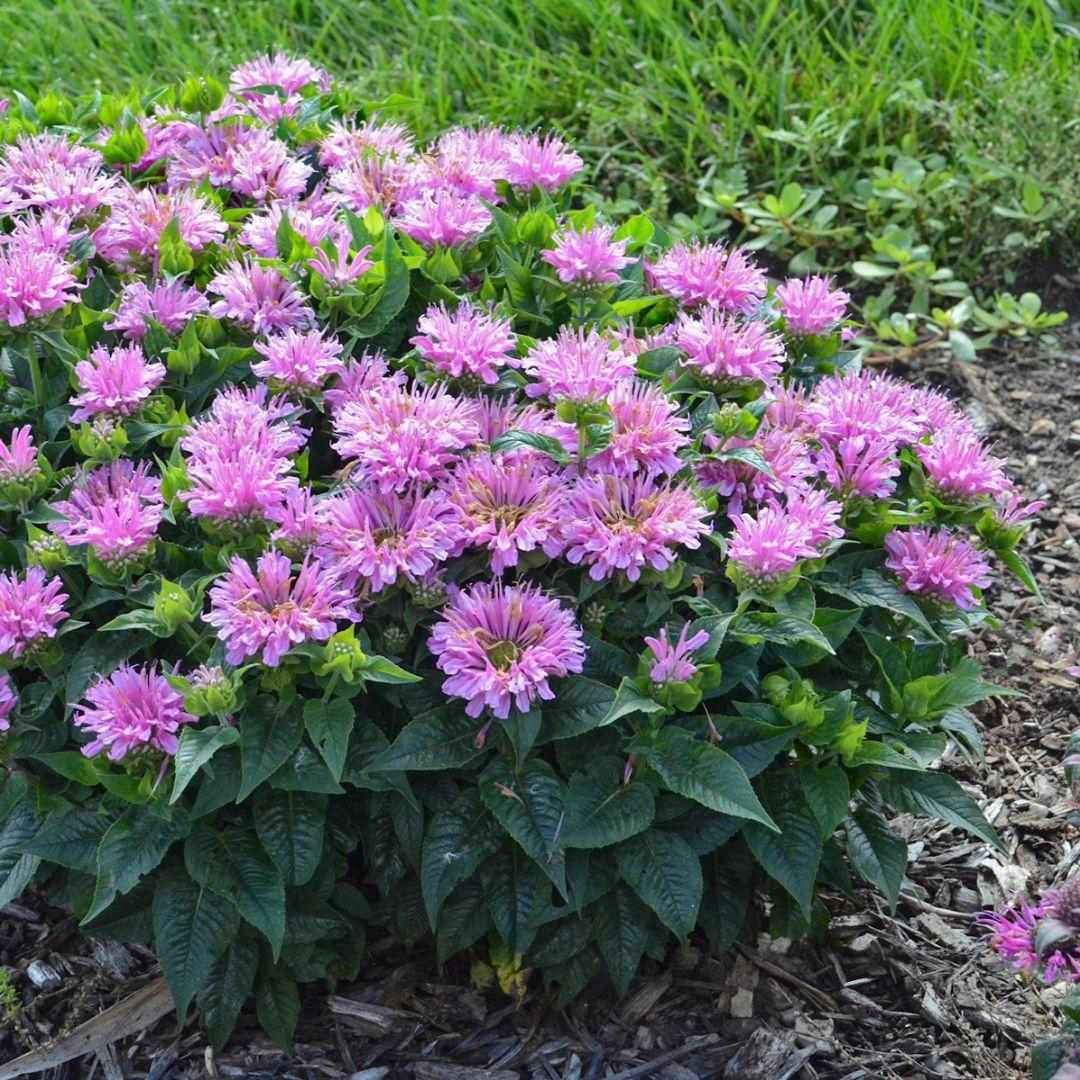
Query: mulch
[[2, 269, 1079, 1080]]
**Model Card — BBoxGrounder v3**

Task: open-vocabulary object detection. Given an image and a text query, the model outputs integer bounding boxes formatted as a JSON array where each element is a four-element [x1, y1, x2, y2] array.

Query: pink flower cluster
[[0, 55, 1039, 749], [979, 880, 1080, 984]]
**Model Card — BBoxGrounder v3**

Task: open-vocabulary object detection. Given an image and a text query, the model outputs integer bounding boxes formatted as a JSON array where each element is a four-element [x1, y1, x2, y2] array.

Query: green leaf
[[255, 965, 301, 1053], [0, 801, 43, 907], [368, 706, 482, 772], [600, 676, 666, 727], [238, 697, 304, 802], [879, 771, 1001, 848], [20, 809, 109, 873], [189, 829, 286, 960], [480, 758, 567, 897], [561, 757, 654, 849], [821, 569, 937, 636], [171, 726, 240, 804], [489, 429, 571, 465], [499, 707, 541, 768], [485, 848, 543, 956], [32, 751, 100, 786], [420, 788, 502, 927], [731, 612, 835, 654], [845, 808, 908, 910], [86, 806, 191, 922], [594, 882, 649, 996], [436, 879, 489, 966], [614, 830, 702, 942], [743, 774, 822, 918], [153, 866, 240, 1020], [67, 630, 147, 706], [797, 763, 851, 839], [253, 789, 327, 886], [700, 842, 753, 951], [539, 676, 617, 741], [632, 728, 776, 828], [352, 228, 410, 338], [197, 936, 259, 1051], [358, 654, 422, 684], [303, 697, 355, 782]]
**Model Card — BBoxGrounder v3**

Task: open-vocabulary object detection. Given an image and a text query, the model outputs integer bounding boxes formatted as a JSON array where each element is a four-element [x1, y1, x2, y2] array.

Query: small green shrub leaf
[[253, 790, 327, 887], [303, 697, 355, 782], [614, 830, 702, 942], [153, 865, 240, 1020], [845, 808, 908, 910], [561, 757, 655, 849], [238, 697, 304, 802]]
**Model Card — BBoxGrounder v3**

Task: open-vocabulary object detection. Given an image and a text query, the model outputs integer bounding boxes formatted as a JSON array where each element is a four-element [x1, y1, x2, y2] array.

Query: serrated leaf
[[253, 789, 326, 886], [614, 830, 702, 941], [489, 428, 571, 464], [821, 569, 937, 636], [368, 706, 482, 772], [632, 728, 776, 828], [845, 807, 908, 910], [197, 936, 259, 1051], [700, 842, 753, 951], [599, 676, 666, 727], [222, 832, 287, 959], [480, 758, 567, 897], [255, 965, 300, 1053], [798, 763, 851, 839], [436, 879, 489, 966], [420, 788, 502, 927], [20, 809, 109, 873], [485, 848, 543, 955], [303, 697, 354, 782], [561, 757, 654, 849], [67, 630, 147, 707], [238, 697, 303, 802], [743, 774, 822, 918], [540, 676, 618, 741], [594, 882, 649, 996], [153, 866, 240, 1020], [171, 726, 240, 804], [879, 771, 1001, 848], [86, 806, 191, 922]]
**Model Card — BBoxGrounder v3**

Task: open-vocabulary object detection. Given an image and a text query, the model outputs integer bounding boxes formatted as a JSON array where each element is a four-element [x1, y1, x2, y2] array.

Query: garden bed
[[3, 287, 1077, 1079]]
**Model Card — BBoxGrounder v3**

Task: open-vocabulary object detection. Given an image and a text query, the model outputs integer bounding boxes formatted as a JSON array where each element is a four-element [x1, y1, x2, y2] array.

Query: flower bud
[[153, 579, 197, 634], [518, 209, 555, 248], [313, 626, 368, 683], [382, 625, 409, 656]]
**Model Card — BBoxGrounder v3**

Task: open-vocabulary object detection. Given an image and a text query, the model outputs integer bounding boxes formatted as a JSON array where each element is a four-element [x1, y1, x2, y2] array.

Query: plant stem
[[26, 335, 44, 419]]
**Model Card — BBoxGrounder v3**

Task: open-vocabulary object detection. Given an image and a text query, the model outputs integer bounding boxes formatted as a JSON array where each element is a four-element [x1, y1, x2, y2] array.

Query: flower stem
[[577, 423, 587, 477], [26, 335, 44, 419]]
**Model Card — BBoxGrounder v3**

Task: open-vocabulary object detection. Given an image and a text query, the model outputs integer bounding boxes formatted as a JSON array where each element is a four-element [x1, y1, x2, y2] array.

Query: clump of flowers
[[0, 61, 1046, 1051], [979, 879, 1080, 984]]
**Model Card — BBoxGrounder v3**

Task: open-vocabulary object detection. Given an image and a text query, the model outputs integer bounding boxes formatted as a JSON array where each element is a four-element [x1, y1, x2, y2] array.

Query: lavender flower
[[70, 343, 166, 422], [522, 326, 636, 405], [0, 566, 68, 661], [561, 474, 711, 581], [541, 223, 632, 288], [314, 486, 463, 592], [411, 302, 518, 386], [73, 663, 195, 761], [504, 132, 584, 191], [429, 580, 586, 719], [105, 279, 209, 339], [51, 460, 164, 570], [252, 329, 345, 394], [650, 241, 767, 311], [205, 550, 357, 667], [883, 527, 992, 609], [332, 382, 478, 493], [0, 671, 15, 732], [675, 309, 785, 388], [775, 274, 850, 336], [446, 452, 567, 572], [645, 625, 710, 684], [208, 258, 314, 334]]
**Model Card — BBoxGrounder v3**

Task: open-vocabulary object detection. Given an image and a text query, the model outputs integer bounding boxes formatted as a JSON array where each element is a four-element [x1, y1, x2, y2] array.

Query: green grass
[[3, 0, 1076, 196]]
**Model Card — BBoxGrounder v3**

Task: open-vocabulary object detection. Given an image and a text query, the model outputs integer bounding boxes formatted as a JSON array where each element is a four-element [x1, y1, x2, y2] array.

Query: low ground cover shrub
[[0, 55, 1043, 1050]]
